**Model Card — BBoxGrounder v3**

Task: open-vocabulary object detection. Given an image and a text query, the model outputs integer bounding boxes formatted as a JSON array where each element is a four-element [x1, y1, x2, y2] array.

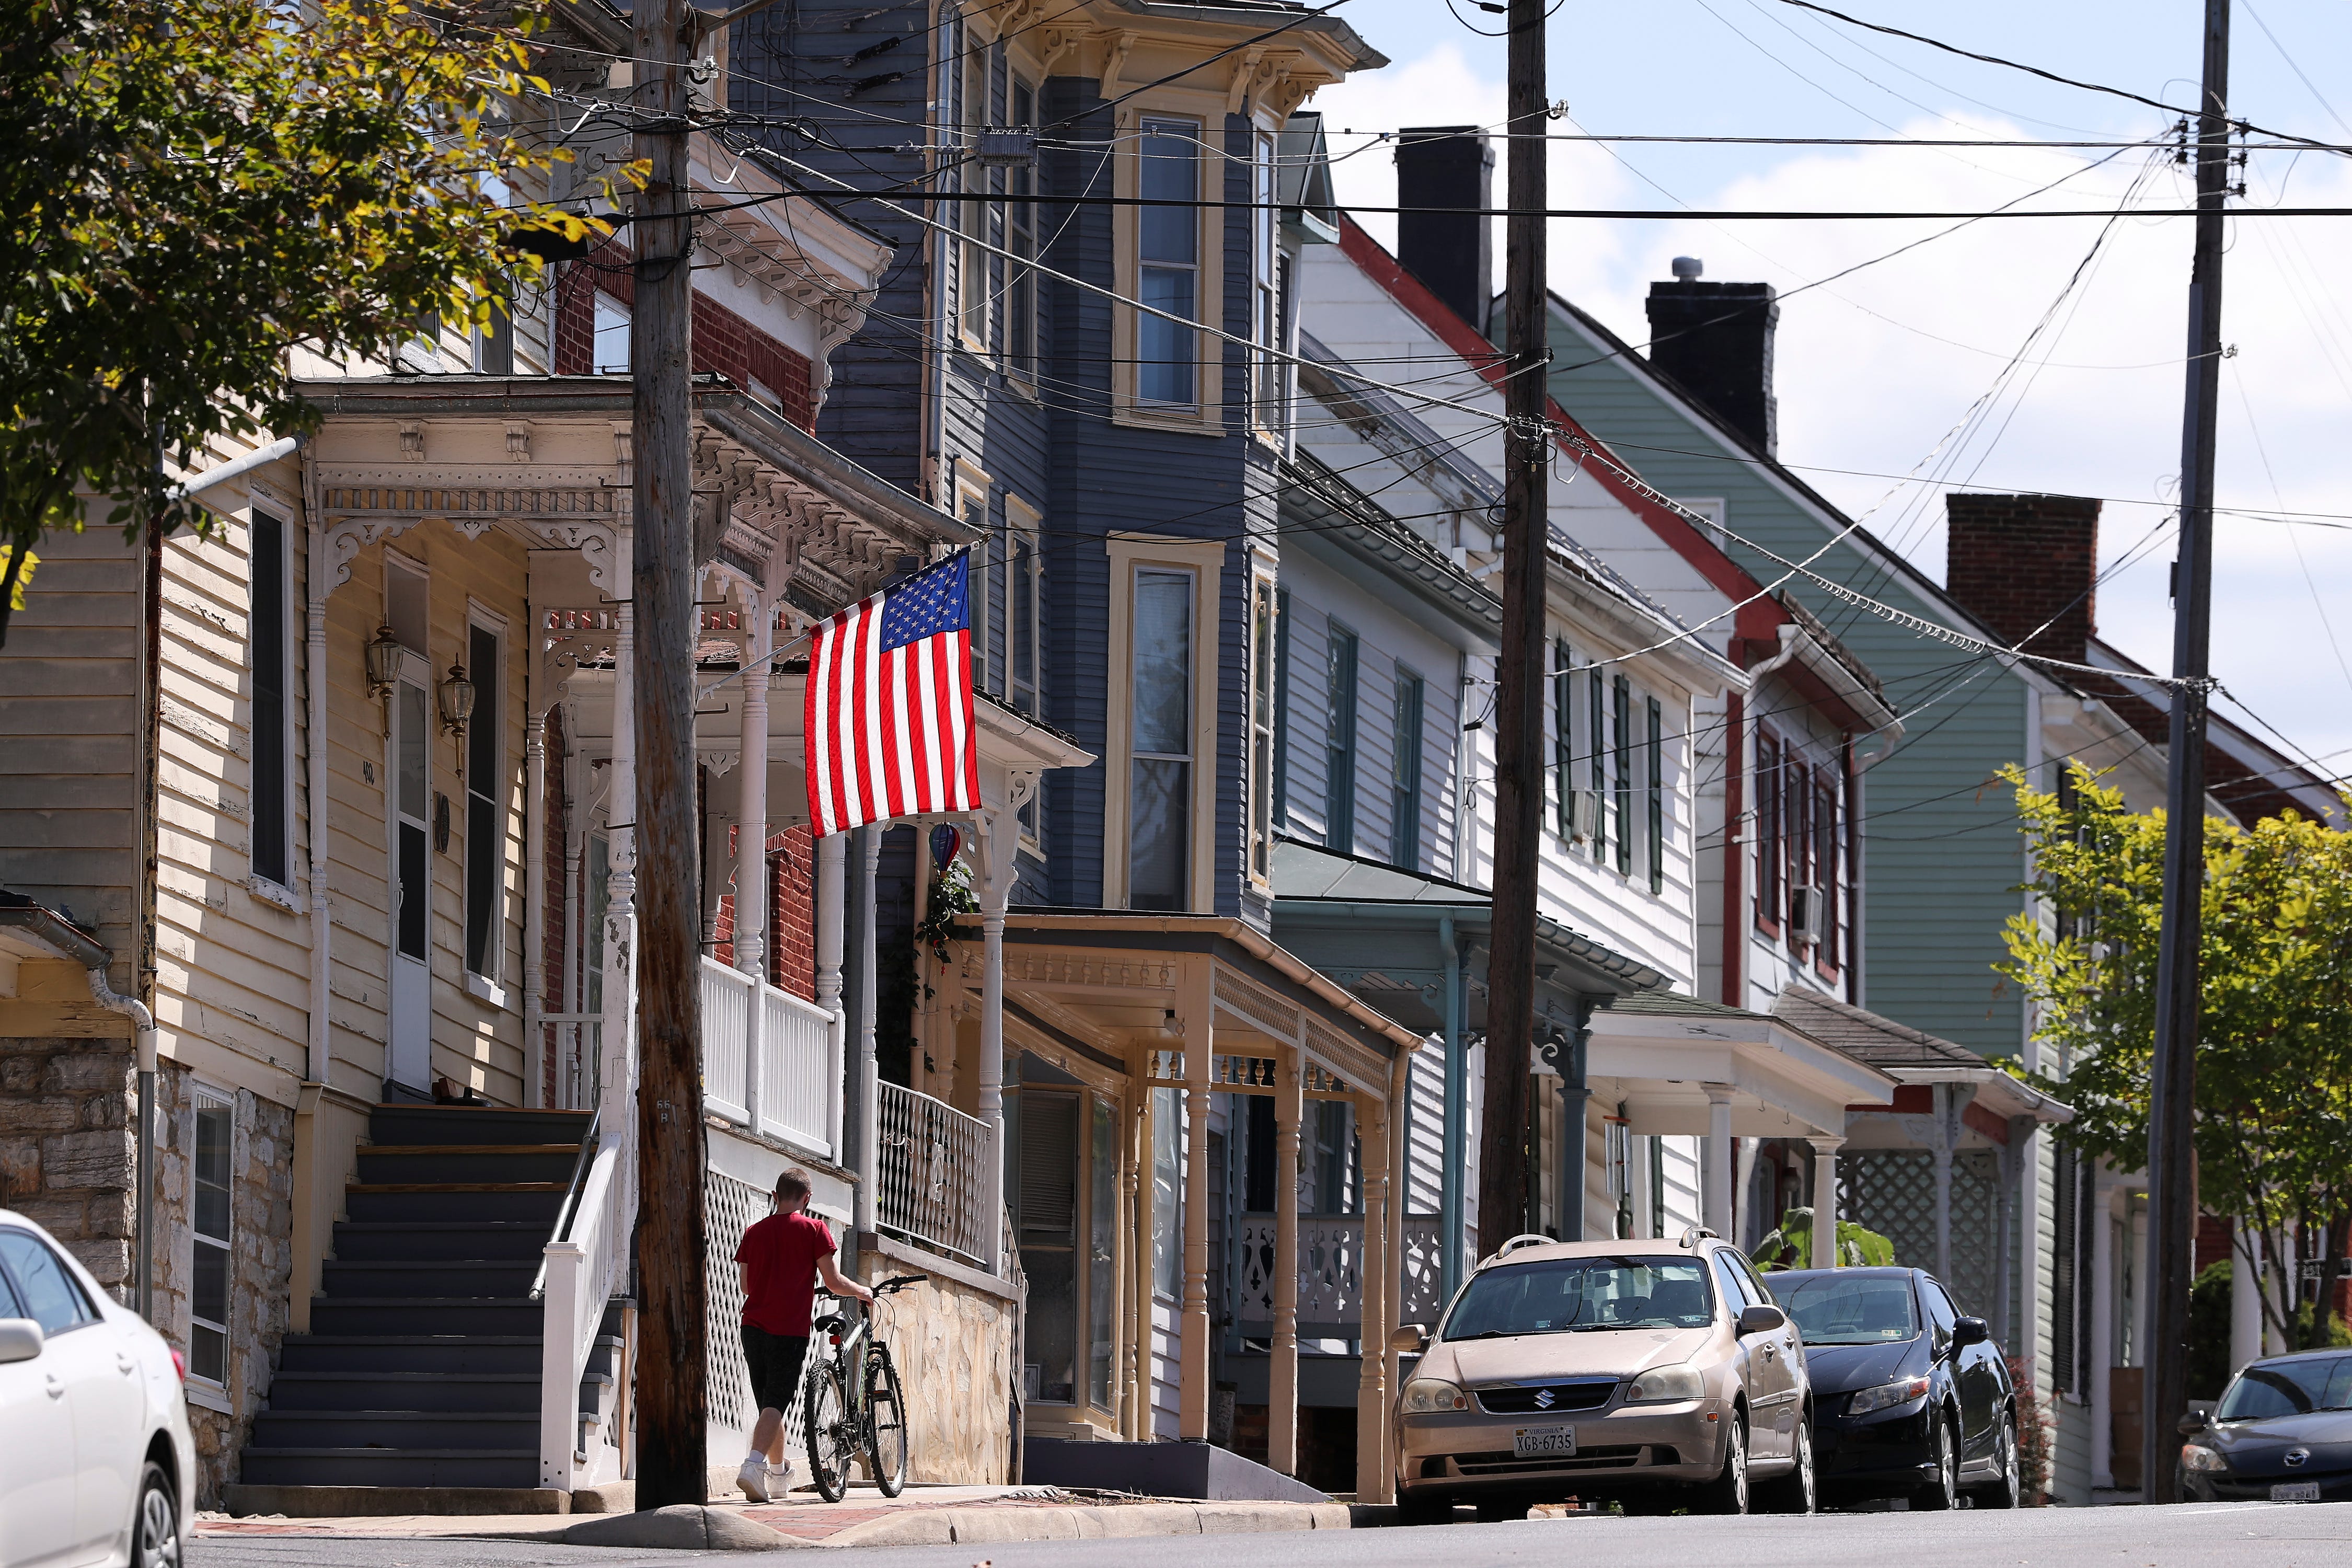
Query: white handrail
[[540, 1142, 626, 1490]]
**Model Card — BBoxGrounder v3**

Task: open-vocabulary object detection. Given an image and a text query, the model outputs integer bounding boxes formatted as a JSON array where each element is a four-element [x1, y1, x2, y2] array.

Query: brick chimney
[[1943, 493, 2102, 664], [1394, 127, 1493, 337], [1644, 260, 1779, 457]]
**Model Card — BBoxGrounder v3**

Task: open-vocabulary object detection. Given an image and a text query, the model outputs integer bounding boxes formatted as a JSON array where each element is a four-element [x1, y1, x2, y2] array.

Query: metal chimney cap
[[1670, 256, 1703, 280]]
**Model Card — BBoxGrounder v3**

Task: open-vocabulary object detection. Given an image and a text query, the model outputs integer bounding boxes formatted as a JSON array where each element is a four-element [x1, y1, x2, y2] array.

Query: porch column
[[1702, 1084, 1734, 1238], [1930, 1084, 1955, 1282], [852, 829, 881, 1236], [734, 592, 771, 1132], [1809, 1136, 1844, 1268], [599, 603, 638, 1151], [1269, 1042, 1303, 1475], [2089, 1169, 2117, 1488], [1355, 1087, 1393, 1502], [1557, 1009, 1590, 1241], [815, 831, 846, 1168], [1129, 1080, 1154, 1438], [2231, 1219, 2263, 1376], [1178, 961, 1214, 1440], [1438, 914, 1465, 1301], [974, 809, 1017, 1276], [523, 702, 548, 1108]]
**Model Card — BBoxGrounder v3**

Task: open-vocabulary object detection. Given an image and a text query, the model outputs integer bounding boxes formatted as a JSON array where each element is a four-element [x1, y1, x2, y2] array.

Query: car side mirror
[[2177, 1410, 2211, 1435], [1737, 1304, 1786, 1337], [0, 1318, 43, 1365], [1952, 1317, 1990, 1350], [1390, 1323, 1428, 1354]]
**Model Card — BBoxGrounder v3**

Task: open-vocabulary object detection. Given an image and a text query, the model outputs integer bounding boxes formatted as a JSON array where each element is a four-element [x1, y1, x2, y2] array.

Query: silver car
[[1391, 1232, 1815, 1519]]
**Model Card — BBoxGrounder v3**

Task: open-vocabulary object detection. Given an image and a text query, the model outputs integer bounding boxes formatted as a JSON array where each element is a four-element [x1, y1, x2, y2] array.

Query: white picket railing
[[699, 954, 842, 1161], [1231, 1212, 1448, 1338], [874, 1080, 992, 1267], [539, 1131, 629, 1490], [545, 1014, 601, 1112]]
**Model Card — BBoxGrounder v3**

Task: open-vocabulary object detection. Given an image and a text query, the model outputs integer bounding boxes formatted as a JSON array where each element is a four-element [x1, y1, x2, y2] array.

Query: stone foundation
[[0, 1034, 137, 1293], [849, 1246, 1019, 1485]]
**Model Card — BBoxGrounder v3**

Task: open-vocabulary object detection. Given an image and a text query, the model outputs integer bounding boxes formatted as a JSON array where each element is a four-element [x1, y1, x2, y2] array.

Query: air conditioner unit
[[1788, 884, 1824, 944]]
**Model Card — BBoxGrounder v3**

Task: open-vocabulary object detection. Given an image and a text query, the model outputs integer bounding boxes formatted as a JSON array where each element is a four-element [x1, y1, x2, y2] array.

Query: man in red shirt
[[735, 1167, 870, 1502]]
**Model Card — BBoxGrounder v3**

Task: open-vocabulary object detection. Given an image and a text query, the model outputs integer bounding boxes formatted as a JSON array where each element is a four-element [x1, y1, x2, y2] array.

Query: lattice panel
[[1947, 1150, 2000, 1318], [1841, 1150, 1936, 1272], [705, 1169, 764, 1440]]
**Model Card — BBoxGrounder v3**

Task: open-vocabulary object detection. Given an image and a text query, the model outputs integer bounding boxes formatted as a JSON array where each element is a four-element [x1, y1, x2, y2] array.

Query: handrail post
[[736, 589, 770, 1133], [541, 1239, 585, 1490], [816, 833, 846, 1167]]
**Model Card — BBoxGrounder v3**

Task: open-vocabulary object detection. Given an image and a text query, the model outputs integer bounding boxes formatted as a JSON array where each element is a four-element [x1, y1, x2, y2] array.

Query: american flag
[[804, 553, 980, 836]]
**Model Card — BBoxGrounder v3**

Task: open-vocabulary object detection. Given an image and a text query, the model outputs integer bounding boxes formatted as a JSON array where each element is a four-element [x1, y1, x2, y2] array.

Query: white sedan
[[0, 1210, 194, 1568]]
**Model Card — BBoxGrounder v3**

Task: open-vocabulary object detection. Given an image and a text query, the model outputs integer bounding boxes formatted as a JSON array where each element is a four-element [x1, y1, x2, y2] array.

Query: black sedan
[[1767, 1267, 2019, 1510], [2181, 1350, 2352, 1502]]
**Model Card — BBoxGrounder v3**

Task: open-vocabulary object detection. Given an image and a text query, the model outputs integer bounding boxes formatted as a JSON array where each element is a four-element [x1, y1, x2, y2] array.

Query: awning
[[1771, 988, 2072, 1125], [1586, 989, 1899, 1139]]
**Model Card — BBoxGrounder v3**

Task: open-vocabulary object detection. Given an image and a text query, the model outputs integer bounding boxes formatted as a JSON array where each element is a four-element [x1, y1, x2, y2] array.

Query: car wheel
[[1754, 1415, 1816, 1514], [133, 1462, 180, 1568], [1911, 1411, 1958, 1512], [1397, 1491, 1454, 1526], [1695, 1415, 1749, 1515], [1969, 1412, 2021, 1509]]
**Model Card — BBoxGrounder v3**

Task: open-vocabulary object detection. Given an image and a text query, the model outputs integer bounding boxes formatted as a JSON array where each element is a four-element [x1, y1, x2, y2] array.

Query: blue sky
[[1312, 0, 2352, 784]]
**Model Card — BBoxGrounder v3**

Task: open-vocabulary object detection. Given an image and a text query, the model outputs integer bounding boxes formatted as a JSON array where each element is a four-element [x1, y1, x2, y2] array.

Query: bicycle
[[803, 1273, 925, 1502]]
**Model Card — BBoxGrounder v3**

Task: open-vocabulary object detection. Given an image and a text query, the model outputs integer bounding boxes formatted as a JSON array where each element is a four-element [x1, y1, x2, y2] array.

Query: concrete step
[[264, 1370, 543, 1414], [236, 1448, 540, 1490], [249, 1408, 538, 1452], [355, 1145, 583, 1185], [330, 1221, 550, 1262], [318, 1259, 540, 1300], [306, 1297, 545, 1337], [342, 1189, 567, 1225], [275, 1335, 545, 1376], [367, 1104, 594, 1148]]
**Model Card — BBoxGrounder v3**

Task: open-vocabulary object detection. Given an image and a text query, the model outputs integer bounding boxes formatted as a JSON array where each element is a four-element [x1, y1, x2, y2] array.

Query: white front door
[[388, 655, 432, 1094]]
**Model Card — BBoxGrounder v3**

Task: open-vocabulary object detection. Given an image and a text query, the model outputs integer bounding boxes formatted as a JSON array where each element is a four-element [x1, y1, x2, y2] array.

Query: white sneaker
[[736, 1456, 773, 1503], [767, 1458, 797, 1493]]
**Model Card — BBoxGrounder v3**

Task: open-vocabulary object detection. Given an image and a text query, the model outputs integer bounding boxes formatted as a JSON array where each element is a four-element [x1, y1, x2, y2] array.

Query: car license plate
[[2271, 1481, 2321, 1503], [1513, 1425, 1576, 1458]]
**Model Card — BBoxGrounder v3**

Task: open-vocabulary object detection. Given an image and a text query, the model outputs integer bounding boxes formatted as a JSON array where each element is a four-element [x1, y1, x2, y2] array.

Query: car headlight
[[1624, 1364, 1706, 1403], [2180, 1443, 2229, 1474], [1847, 1375, 1931, 1415], [1401, 1377, 1471, 1413]]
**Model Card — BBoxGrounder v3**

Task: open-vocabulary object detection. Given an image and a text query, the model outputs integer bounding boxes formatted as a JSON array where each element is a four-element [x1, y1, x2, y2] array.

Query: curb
[[563, 1505, 816, 1551], [817, 1500, 1352, 1548]]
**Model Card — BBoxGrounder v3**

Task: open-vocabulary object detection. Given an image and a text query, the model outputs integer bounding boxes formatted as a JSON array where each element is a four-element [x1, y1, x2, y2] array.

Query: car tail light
[[169, 1346, 187, 1382]]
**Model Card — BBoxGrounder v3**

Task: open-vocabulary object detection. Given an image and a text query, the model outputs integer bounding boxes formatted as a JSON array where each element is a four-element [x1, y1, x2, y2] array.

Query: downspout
[[86, 970, 158, 1320]]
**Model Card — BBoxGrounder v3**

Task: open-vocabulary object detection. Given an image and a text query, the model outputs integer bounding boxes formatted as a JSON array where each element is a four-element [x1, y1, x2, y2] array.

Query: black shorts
[[742, 1325, 810, 1413]]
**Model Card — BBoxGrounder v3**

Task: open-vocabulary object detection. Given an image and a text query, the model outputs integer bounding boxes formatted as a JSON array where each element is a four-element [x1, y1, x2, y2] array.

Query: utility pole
[[1477, 0, 1547, 1250], [631, 0, 709, 1511], [2144, 0, 2230, 1507]]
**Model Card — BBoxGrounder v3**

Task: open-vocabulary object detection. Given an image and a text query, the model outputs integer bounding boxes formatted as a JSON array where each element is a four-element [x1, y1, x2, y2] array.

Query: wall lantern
[[365, 626, 403, 701], [439, 662, 476, 739]]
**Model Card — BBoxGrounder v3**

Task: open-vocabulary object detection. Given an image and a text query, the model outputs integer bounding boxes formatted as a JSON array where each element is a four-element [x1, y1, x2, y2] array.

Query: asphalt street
[[190, 1502, 2352, 1568]]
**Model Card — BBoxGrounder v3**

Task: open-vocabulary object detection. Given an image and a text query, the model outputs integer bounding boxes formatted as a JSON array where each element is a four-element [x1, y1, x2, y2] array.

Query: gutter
[[167, 435, 307, 503]]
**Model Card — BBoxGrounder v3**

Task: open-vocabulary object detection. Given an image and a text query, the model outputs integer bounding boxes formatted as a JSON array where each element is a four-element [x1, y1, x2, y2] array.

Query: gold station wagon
[[1389, 1232, 1815, 1520]]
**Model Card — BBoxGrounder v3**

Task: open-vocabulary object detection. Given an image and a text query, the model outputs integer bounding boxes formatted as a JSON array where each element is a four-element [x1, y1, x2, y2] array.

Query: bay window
[[1136, 120, 1200, 407], [1129, 568, 1193, 909]]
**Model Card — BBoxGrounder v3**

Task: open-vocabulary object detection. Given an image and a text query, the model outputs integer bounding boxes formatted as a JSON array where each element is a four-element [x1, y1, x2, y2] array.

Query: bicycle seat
[[813, 1313, 847, 1334]]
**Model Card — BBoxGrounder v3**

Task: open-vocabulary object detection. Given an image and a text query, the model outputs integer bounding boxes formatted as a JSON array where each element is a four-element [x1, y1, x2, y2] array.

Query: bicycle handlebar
[[874, 1274, 928, 1296]]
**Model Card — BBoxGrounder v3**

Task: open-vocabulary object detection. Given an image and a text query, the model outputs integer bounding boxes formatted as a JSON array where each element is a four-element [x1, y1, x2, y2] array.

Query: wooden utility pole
[[2143, 0, 2230, 1507], [1477, 0, 1547, 1251], [631, 0, 709, 1511]]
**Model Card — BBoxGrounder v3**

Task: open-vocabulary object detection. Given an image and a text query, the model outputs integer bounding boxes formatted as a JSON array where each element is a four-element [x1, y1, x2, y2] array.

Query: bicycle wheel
[[803, 1357, 853, 1503], [864, 1347, 910, 1497]]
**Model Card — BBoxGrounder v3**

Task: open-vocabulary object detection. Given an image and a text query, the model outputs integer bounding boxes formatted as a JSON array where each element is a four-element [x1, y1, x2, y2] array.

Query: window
[[1391, 667, 1424, 871], [1325, 621, 1359, 855], [1251, 131, 1279, 433], [1151, 1085, 1182, 1298], [1787, 760, 1812, 938], [464, 620, 503, 979], [1711, 1249, 1757, 1312], [2051, 1145, 2082, 1394], [250, 510, 291, 890], [1272, 587, 1292, 829], [1815, 772, 1840, 966], [1006, 76, 1039, 384], [1587, 665, 1608, 863], [959, 41, 993, 348], [1007, 499, 1040, 716], [1129, 569, 1193, 910], [1016, 1089, 1080, 1404], [592, 291, 630, 374], [956, 475, 994, 694], [1136, 120, 1200, 407], [1646, 696, 1665, 895], [1248, 577, 1277, 884], [0, 1229, 93, 1336], [1551, 639, 1577, 839], [1612, 675, 1633, 877], [1756, 732, 1782, 929], [1088, 1097, 1116, 1409], [191, 1093, 233, 1382]]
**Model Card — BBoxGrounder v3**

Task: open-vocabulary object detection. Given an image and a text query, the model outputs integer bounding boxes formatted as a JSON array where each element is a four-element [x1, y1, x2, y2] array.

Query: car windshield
[[1441, 1256, 1713, 1339], [2217, 1356, 2352, 1420], [1772, 1274, 1920, 1346]]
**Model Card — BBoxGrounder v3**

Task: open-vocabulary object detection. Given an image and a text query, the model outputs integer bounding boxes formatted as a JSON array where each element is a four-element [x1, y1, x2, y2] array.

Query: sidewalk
[[198, 1482, 1362, 1551]]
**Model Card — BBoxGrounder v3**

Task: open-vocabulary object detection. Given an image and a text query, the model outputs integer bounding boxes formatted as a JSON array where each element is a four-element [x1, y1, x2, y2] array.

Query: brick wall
[[710, 824, 818, 1003], [1944, 493, 2101, 665], [553, 253, 818, 430]]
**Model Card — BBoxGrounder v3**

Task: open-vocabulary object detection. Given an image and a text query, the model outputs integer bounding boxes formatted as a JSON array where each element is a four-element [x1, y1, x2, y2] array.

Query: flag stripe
[[803, 555, 982, 838]]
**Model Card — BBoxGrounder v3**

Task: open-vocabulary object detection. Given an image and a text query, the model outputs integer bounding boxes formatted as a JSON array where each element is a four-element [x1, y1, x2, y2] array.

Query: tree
[[1999, 763, 2352, 1352], [0, 0, 614, 642]]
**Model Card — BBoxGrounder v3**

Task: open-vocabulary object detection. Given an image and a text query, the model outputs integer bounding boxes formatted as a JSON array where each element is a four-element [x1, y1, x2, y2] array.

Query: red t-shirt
[[735, 1210, 837, 1336]]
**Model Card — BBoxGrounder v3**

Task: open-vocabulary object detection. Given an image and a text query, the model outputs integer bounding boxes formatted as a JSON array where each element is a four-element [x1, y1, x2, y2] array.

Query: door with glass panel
[[386, 652, 432, 1093]]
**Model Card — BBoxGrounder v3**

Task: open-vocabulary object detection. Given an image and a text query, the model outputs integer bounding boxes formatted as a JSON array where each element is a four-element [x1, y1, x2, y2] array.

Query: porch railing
[[698, 955, 841, 1162], [1231, 1212, 1448, 1339], [874, 1080, 991, 1268], [538, 1126, 629, 1490], [545, 1014, 602, 1112]]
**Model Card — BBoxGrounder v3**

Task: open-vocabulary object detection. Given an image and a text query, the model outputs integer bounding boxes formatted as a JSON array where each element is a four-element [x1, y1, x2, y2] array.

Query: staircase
[[238, 1102, 625, 1492]]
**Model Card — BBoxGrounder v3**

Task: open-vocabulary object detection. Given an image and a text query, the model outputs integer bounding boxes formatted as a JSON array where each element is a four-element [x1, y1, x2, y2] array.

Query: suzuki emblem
[[1534, 1388, 1555, 1410]]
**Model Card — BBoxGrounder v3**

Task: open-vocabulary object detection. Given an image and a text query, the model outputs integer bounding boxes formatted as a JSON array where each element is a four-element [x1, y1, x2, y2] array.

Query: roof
[[1769, 988, 1982, 1071]]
